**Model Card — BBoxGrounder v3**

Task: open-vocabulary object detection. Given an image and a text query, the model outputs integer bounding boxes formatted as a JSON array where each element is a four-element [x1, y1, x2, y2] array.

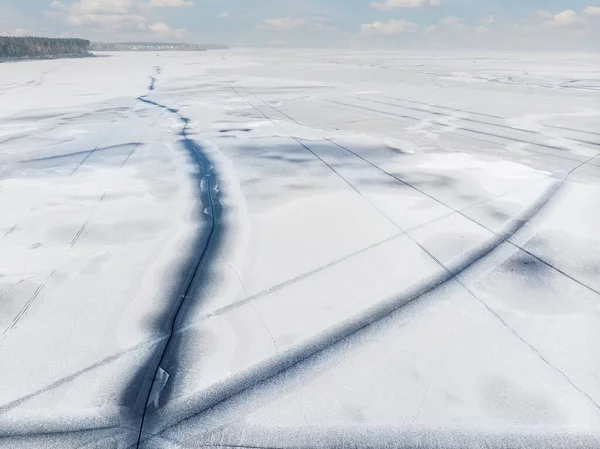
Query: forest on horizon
[[0, 36, 90, 59]]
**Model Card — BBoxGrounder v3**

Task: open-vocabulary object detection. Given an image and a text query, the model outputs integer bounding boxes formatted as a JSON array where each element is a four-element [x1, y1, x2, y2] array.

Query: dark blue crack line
[[133, 82, 220, 449]]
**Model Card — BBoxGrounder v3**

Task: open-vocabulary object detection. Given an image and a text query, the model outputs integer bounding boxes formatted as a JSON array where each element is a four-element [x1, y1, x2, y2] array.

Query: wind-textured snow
[[0, 50, 599, 449]]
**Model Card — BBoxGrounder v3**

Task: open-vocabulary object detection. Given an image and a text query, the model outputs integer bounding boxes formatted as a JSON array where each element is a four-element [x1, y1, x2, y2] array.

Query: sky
[[1, 0, 600, 50]]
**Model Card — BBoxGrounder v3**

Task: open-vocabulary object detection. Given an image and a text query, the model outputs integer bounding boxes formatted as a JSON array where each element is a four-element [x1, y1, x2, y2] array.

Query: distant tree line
[[0, 37, 90, 59]]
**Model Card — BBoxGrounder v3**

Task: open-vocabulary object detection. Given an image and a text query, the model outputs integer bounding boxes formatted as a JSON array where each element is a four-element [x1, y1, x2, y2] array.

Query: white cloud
[[63, 0, 142, 30], [49, 1, 67, 10], [514, 9, 590, 42], [425, 24, 437, 34], [47, 0, 139, 29], [71, 0, 135, 14], [148, 22, 169, 31], [218, 12, 229, 18], [148, 21, 187, 36], [584, 6, 600, 16], [370, 0, 439, 10], [361, 18, 419, 35], [144, 0, 193, 9], [478, 15, 495, 26], [538, 9, 585, 28], [554, 10, 583, 26], [46, 0, 187, 33], [474, 25, 490, 34], [66, 13, 147, 30]]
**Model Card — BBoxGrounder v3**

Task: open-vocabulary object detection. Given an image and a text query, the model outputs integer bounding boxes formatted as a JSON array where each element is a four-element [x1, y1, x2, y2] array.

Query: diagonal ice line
[[205, 233, 404, 320], [361, 95, 600, 148], [0, 334, 170, 415], [1, 269, 55, 341]]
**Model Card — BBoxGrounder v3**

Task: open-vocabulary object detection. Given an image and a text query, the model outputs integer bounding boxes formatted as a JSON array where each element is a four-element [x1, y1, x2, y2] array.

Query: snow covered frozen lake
[[1, 49, 599, 448]]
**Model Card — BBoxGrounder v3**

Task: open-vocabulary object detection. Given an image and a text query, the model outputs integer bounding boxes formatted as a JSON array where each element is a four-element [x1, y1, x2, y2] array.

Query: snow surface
[[0, 49, 599, 448]]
